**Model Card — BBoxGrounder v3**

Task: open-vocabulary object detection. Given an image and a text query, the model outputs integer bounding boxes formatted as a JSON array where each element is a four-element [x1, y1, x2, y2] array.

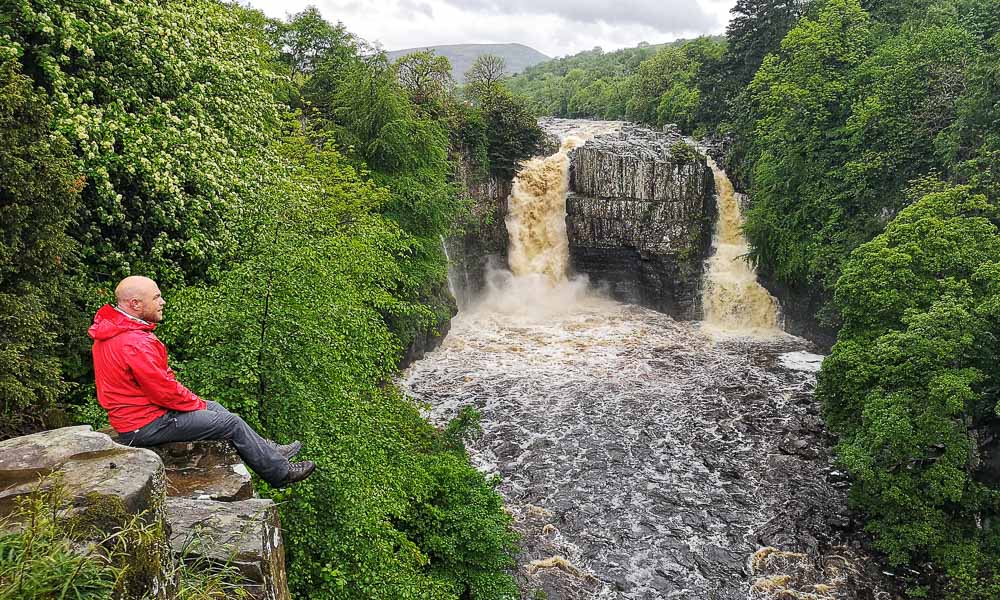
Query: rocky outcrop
[[150, 439, 254, 501], [166, 498, 288, 600], [0, 426, 175, 598], [448, 120, 717, 318], [446, 155, 514, 308], [562, 122, 716, 319], [756, 274, 838, 351], [0, 426, 290, 599], [398, 283, 456, 369]]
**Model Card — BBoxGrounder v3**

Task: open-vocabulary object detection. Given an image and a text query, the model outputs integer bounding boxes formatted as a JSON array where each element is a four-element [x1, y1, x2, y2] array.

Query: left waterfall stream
[[404, 121, 888, 599]]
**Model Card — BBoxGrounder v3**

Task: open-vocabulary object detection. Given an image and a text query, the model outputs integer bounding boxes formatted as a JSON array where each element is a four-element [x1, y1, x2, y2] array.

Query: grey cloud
[[398, 0, 435, 18], [437, 0, 718, 33]]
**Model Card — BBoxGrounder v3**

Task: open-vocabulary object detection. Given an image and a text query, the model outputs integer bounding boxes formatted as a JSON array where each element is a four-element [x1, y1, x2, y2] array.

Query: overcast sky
[[244, 0, 737, 58]]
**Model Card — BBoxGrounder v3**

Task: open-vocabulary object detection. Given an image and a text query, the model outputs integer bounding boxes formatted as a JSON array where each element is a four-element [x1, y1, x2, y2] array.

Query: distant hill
[[509, 36, 726, 83], [505, 35, 727, 123], [386, 43, 550, 83]]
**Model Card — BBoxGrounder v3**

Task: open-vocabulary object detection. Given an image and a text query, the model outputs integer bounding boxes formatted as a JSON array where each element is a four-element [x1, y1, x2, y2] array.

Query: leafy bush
[[2, 0, 281, 289], [0, 58, 80, 437], [0, 489, 121, 599], [161, 133, 517, 598], [818, 184, 1000, 597]]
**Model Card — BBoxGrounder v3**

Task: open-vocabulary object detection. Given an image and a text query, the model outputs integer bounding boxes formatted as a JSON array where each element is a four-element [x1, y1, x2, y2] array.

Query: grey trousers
[[118, 401, 289, 486]]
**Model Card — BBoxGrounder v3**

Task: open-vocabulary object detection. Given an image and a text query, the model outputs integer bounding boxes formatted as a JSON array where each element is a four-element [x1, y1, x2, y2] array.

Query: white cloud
[[244, 0, 734, 57]]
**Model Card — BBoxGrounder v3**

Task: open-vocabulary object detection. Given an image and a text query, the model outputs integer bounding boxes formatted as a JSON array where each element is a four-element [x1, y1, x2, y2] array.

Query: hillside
[[386, 42, 549, 82], [506, 35, 726, 126]]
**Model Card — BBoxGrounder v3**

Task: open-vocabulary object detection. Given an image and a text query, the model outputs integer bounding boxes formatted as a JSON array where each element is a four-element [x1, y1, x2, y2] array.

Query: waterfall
[[505, 135, 586, 282], [701, 159, 782, 335], [440, 234, 461, 308], [403, 120, 886, 599], [474, 122, 623, 318]]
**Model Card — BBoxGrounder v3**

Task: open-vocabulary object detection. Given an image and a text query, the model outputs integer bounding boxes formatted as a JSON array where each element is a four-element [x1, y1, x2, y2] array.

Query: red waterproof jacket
[[89, 304, 206, 432]]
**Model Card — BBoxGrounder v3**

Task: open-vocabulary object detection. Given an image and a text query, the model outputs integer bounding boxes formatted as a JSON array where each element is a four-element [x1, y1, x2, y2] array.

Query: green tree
[[464, 54, 507, 94], [394, 50, 454, 114], [3, 0, 282, 290], [941, 33, 1000, 199], [844, 25, 979, 218], [625, 46, 693, 124], [743, 0, 873, 290], [818, 185, 1000, 598], [270, 6, 353, 78], [0, 59, 80, 437], [723, 0, 813, 88], [470, 83, 543, 179]]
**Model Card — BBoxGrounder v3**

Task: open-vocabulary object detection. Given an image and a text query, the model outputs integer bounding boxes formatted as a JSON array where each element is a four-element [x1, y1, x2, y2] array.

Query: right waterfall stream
[[403, 122, 890, 600], [702, 158, 782, 336]]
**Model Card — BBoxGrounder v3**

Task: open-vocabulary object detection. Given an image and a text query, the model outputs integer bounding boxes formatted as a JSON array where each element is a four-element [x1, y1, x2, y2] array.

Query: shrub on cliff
[[818, 184, 1000, 597], [161, 133, 518, 599]]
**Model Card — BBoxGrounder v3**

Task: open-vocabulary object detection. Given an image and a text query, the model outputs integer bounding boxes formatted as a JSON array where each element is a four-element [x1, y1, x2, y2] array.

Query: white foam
[[777, 351, 825, 373]]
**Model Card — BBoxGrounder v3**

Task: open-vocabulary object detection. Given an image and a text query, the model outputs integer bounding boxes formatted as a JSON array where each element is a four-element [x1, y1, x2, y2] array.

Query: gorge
[[409, 119, 895, 599]]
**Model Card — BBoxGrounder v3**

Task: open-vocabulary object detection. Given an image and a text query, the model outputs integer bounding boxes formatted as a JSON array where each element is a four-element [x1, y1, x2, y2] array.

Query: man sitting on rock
[[89, 275, 315, 488]]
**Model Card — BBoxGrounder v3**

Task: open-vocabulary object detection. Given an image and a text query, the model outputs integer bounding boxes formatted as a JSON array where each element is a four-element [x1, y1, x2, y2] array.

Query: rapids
[[404, 121, 889, 599], [403, 297, 852, 599]]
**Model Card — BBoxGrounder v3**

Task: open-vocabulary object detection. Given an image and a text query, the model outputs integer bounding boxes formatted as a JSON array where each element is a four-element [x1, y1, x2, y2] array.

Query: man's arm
[[124, 337, 207, 412]]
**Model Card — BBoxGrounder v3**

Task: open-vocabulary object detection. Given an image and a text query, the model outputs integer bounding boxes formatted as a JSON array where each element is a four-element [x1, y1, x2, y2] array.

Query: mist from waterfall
[[701, 159, 782, 336]]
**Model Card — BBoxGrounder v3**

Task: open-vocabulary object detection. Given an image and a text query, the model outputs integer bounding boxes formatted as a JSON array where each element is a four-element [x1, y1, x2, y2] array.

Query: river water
[[403, 122, 884, 599]]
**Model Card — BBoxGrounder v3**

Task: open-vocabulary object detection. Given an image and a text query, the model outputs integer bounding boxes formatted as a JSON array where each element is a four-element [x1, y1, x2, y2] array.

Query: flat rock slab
[[166, 465, 253, 501], [149, 439, 241, 469], [110, 437, 254, 501], [0, 426, 164, 519], [166, 497, 290, 600], [0, 425, 115, 479], [0, 426, 174, 599]]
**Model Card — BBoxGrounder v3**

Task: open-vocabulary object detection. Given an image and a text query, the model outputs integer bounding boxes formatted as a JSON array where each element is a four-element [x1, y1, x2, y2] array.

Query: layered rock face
[[445, 155, 514, 308], [561, 122, 716, 319]]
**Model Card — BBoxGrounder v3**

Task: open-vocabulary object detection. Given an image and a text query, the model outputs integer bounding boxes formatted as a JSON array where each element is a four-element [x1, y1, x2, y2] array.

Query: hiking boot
[[266, 439, 302, 459], [278, 460, 315, 487]]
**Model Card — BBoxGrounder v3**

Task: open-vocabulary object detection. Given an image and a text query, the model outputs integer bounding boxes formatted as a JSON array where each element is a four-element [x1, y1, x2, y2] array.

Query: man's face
[[141, 284, 166, 323], [122, 281, 166, 323]]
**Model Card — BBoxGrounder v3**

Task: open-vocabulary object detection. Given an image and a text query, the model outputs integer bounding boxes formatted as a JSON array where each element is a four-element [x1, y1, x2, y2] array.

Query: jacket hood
[[89, 304, 156, 341]]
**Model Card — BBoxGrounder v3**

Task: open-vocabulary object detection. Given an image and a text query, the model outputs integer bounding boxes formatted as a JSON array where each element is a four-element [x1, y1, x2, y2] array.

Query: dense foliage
[[162, 132, 518, 598], [0, 0, 543, 597], [818, 185, 1000, 597], [742, 0, 1000, 595], [738, 1, 1000, 594], [0, 58, 80, 436], [507, 38, 727, 135]]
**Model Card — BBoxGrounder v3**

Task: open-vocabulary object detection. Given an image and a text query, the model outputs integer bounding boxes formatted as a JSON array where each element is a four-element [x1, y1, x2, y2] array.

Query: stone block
[[0, 426, 175, 598], [145, 440, 255, 501], [150, 439, 241, 469], [555, 122, 717, 320], [166, 497, 290, 600], [165, 464, 254, 502]]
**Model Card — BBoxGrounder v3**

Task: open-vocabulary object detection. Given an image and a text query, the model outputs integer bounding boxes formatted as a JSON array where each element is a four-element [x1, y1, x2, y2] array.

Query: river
[[402, 120, 889, 600]]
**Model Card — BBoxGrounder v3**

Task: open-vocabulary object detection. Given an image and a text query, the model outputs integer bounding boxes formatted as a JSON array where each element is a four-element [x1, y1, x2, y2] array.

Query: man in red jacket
[[90, 275, 315, 487]]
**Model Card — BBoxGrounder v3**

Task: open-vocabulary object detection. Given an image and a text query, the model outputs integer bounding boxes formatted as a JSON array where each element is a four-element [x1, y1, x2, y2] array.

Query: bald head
[[115, 276, 166, 323]]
